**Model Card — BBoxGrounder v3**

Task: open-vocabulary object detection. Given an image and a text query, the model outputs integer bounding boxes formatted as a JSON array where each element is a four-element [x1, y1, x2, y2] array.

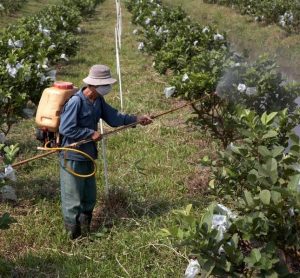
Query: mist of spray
[[215, 69, 241, 103], [215, 66, 298, 114]]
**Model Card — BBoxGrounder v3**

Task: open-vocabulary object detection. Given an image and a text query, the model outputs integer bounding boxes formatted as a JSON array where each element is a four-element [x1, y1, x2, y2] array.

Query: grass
[[0, 0, 60, 29], [162, 0, 300, 81], [0, 0, 216, 276]]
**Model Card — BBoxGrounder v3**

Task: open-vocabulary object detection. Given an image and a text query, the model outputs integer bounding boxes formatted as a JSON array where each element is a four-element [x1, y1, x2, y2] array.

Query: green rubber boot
[[65, 223, 81, 240], [78, 213, 92, 237]]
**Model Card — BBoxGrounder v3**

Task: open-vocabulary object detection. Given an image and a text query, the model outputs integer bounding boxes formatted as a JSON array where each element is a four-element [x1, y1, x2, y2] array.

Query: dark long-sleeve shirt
[[59, 88, 137, 161]]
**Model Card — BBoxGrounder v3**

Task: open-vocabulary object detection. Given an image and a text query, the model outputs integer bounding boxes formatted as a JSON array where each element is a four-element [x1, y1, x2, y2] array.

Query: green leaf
[[260, 190, 271, 205], [247, 169, 258, 183], [265, 158, 278, 184], [0, 213, 16, 229], [261, 112, 277, 125], [209, 179, 215, 189], [289, 144, 300, 156], [271, 191, 282, 205], [224, 260, 231, 272], [177, 228, 184, 240], [287, 174, 300, 191], [160, 226, 179, 238], [271, 146, 284, 158], [290, 134, 300, 145], [265, 272, 278, 278], [244, 190, 254, 206], [252, 248, 261, 262], [262, 130, 278, 140], [159, 228, 171, 237], [201, 155, 211, 166], [261, 112, 268, 125], [185, 204, 192, 215], [200, 205, 214, 229], [266, 112, 277, 124], [202, 259, 215, 278], [258, 146, 272, 157], [230, 145, 242, 155], [231, 233, 239, 249]]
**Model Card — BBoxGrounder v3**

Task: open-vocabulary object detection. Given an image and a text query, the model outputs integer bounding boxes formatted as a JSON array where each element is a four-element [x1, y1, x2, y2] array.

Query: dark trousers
[[60, 158, 96, 226]]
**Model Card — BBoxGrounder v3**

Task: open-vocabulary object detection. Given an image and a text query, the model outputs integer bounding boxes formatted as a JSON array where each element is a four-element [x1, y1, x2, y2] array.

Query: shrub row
[[0, 0, 103, 135], [0, 143, 19, 229], [126, 0, 300, 276], [204, 0, 300, 33], [126, 0, 299, 147], [0, 0, 103, 229], [0, 0, 27, 15]]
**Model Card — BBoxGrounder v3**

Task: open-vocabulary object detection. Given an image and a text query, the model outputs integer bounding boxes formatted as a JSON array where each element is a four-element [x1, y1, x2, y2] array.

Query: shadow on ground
[[0, 252, 94, 278], [3, 176, 60, 206], [90, 185, 209, 232]]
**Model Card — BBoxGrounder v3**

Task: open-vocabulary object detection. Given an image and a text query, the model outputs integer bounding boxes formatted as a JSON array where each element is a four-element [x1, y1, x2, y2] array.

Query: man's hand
[[91, 131, 102, 141], [137, 115, 153, 126]]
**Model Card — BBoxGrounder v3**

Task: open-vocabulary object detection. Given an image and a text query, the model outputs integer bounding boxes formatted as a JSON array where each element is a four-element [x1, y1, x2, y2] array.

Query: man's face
[[88, 86, 100, 101]]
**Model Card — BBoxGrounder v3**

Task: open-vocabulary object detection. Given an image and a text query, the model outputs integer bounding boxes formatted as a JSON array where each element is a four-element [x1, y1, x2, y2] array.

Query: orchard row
[[0, 0, 104, 229], [0, 0, 27, 15], [204, 0, 300, 33], [126, 0, 300, 276], [0, 0, 103, 135]]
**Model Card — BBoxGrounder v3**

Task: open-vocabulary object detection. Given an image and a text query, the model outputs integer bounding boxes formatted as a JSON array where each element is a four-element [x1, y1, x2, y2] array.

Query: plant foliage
[[0, 0, 27, 15], [127, 0, 300, 275], [0, 143, 19, 230], [126, 0, 300, 147], [0, 0, 103, 135], [203, 0, 300, 33]]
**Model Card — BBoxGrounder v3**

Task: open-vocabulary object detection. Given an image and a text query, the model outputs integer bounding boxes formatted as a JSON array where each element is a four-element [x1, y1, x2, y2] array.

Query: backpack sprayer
[[34, 81, 98, 177], [4, 81, 210, 177], [35, 81, 77, 147]]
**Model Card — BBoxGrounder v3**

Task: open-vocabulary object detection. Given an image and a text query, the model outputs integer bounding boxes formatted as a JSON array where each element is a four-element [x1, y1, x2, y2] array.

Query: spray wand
[[4, 94, 210, 174]]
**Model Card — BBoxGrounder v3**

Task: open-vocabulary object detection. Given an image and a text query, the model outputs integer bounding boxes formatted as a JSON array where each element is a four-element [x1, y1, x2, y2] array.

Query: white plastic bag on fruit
[[5, 165, 17, 181], [212, 214, 228, 241], [164, 86, 175, 98], [182, 73, 189, 82], [138, 42, 144, 51], [211, 204, 237, 239], [184, 258, 201, 278], [216, 204, 237, 220], [0, 165, 17, 181]]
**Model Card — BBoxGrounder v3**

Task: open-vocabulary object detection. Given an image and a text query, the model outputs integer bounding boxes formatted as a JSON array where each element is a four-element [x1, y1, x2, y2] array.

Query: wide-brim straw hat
[[83, 64, 117, 86]]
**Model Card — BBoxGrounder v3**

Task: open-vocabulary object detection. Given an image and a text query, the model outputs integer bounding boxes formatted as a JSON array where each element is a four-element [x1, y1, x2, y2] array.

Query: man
[[59, 64, 152, 239]]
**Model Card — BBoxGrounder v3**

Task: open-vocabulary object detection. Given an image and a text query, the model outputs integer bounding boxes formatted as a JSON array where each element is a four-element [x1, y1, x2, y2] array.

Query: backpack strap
[[62, 94, 82, 113], [59, 94, 82, 146]]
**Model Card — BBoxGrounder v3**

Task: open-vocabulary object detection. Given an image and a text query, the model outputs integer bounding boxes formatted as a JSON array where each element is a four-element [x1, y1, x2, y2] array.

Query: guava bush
[[0, 0, 27, 15], [0, 0, 102, 228], [0, 143, 19, 230], [126, 0, 300, 147], [204, 0, 300, 33], [0, 0, 102, 135], [63, 0, 103, 14], [127, 0, 300, 275], [162, 110, 300, 276]]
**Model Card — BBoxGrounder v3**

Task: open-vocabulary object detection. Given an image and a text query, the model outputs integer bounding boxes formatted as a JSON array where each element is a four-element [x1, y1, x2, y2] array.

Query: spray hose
[[38, 141, 97, 178], [6, 94, 211, 177]]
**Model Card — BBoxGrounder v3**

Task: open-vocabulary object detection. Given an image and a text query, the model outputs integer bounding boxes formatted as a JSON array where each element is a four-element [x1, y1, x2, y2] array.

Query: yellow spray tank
[[36, 81, 77, 132], [35, 81, 77, 146]]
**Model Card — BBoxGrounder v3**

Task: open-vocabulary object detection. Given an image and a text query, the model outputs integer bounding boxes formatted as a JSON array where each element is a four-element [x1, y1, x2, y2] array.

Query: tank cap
[[53, 81, 74, 90]]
